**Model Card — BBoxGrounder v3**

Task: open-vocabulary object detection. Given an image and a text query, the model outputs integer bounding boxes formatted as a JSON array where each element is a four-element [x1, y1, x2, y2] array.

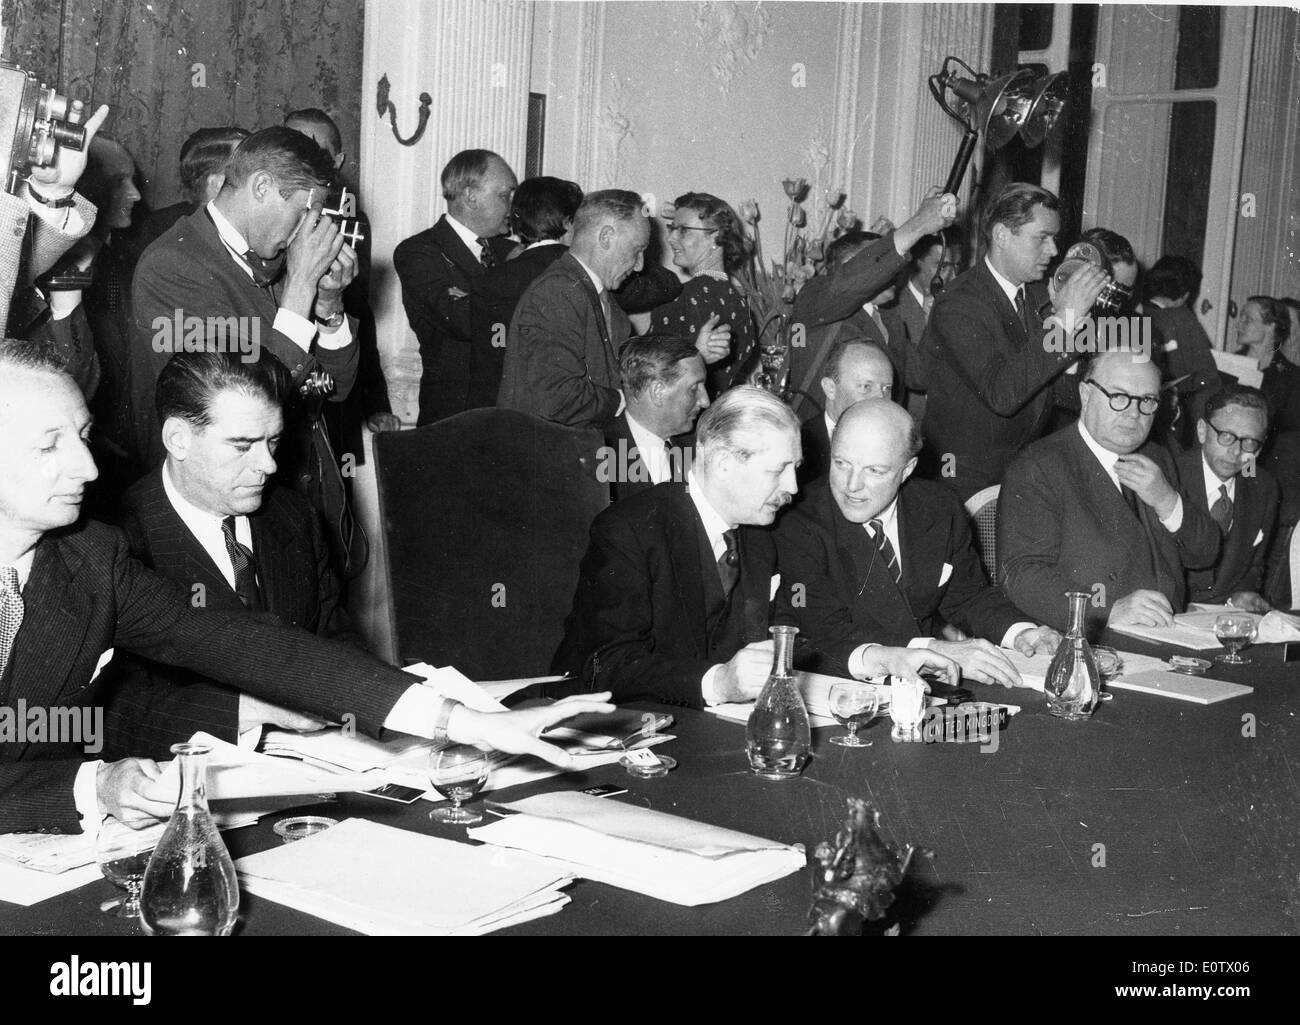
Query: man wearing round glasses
[[998, 348, 1221, 632], [1169, 386, 1277, 613]]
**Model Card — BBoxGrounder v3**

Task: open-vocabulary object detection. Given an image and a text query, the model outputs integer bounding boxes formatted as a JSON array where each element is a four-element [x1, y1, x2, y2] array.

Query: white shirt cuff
[[1000, 622, 1037, 648], [315, 316, 353, 351], [73, 760, 103, 835], [273, 308, 318, 352], [700, 665, 724, 706], [1159, 495, 1184, 533], [847, 643, 877, 680], [382, 684, 447, 738], [907, 636, 933, 649], [237, 725, 263, 750]]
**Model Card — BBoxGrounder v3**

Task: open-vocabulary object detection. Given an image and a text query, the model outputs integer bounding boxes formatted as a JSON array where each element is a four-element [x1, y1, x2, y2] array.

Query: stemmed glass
[[1214, 614, 1256, 665], [96, 818, 156, 919], [828, 681, 880, 747], [427, 744, 490, 825]]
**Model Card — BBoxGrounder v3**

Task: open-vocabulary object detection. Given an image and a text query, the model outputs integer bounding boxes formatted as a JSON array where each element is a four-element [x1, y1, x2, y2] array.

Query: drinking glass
[[828, 681, 880, 747], [1214, 614, 1255, 665], [96, 818, 156, 919], [1093, 645, 1123, 702], [427, 744, 489, 825], [889, 678, 927, 742]]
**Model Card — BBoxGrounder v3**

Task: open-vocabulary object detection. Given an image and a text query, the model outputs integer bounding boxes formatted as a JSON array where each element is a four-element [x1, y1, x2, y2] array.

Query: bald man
[[776, 399, 1058, 687], [999, 349, 1221, 633], [800, 339, 894, 483]]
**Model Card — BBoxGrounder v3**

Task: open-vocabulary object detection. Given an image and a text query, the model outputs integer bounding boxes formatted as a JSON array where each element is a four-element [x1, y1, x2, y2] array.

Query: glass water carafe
[[1045, 592, 1102, 720], [139, 743, 239, 936], [746, 625, 811, 779]]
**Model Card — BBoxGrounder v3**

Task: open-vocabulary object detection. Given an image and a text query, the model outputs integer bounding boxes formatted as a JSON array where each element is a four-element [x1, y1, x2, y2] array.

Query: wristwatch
[[433, 699, 463, 744], [26, 183, 76, 209], [316, 309, 345, 330]]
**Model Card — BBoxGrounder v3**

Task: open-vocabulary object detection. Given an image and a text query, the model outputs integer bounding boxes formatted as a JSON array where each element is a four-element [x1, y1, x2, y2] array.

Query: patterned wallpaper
[[1, 0, 365, 208]]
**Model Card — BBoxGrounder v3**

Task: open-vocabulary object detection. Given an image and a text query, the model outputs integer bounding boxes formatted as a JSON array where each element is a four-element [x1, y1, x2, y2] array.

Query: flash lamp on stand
[[927, 57, 1068, 297]]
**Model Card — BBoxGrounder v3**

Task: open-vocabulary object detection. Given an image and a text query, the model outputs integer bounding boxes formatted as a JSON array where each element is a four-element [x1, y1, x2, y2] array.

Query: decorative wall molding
[[829, 0, 865, 208], [573, 1, 606, 187], [598, 72, 635, 189], [692, 0, 772, 96]]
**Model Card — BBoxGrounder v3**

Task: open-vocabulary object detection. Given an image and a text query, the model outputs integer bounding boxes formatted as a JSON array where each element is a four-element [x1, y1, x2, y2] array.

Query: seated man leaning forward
[[551, 386, 957, 708], [999, 347, 1221, 633], [777, 399, 1059, 687], [0, 341, 612, 835]]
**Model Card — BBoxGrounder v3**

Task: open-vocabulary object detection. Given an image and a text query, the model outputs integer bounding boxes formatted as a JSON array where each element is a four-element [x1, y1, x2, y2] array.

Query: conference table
[[3, 630, 1297, 937]]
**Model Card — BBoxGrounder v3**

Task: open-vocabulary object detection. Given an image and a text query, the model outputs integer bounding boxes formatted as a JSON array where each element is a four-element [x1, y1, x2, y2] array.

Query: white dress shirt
[[162, 462, 255, 590], [1077, 420, 1183, 531], [1202, 454, 1236, 512], [444, 213, 485, 263], [624, 410, 673, 485], [206, 200, 350, 352]]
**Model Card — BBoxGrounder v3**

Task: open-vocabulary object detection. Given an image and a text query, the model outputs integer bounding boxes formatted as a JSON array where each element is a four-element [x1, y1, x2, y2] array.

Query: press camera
[[0, 59, 87, 195]]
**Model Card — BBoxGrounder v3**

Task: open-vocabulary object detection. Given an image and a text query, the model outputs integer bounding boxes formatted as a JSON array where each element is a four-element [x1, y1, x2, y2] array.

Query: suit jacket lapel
[[975, 261, 1029, 350], [566, 256, 613, 352], [664, 486, 709, 655], [139, 475, 238, 606], [1067, 431, 1157, 572], [433, 215, 485, 282], [1, 537, 91, 709], [250, 508, 294, 616], [896, 486, 942, 618], [829, 492, 918, 638]]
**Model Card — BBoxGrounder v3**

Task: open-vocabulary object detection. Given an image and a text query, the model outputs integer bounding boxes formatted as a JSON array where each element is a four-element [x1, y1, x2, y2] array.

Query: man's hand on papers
[[1109, 589, 1175, 628], [97, 759, 174, 829], [1012, 625, 1062, 658], [448, 693, 617, 769], [858, 645, 959, 686], [713, 640, 776, 703], [238, 693, 329, 734], [928, 638, 1024, 688]]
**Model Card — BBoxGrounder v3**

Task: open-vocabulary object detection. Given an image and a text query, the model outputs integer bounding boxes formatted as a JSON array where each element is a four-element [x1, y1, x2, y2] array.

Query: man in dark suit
[[132, 128, 362, 577], [1169, 386, 1278, 611], [787, 192, 956, 418], [880, 232, 961, 422], [778, 399, 1057, 686], [395, 149, 518, 425], [999, 349, 1221, 633], [102, 350, 361, 759], [0, 343, 614, 834], [552, 387, 949, 707], [498, 190, 726, 430], [601, 333, 707, 501], [799, 339, 893, 484], [922, 183, 1108, 500]]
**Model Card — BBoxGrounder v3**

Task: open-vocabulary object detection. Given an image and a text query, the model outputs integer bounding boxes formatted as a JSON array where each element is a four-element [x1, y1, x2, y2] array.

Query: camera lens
[[49, 121, 87, 150]]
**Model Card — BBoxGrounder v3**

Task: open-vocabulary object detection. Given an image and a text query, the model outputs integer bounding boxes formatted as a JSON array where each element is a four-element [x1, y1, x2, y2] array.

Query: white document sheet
[[236, 818, 574, 935], [468, 791, 806, 906]]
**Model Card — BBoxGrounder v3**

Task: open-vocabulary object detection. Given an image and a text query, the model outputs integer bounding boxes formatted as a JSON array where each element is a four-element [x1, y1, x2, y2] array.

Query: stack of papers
[[236, 818, 573, 934], [468, 792, 806, 906], [1110, 610, 1262, 651]]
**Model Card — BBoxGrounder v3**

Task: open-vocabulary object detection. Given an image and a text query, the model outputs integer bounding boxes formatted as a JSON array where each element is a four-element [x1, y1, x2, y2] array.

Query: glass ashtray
[[273, 815, 339, 843], [1169, 656, 1212, 676], [620, 753, 676, 778]]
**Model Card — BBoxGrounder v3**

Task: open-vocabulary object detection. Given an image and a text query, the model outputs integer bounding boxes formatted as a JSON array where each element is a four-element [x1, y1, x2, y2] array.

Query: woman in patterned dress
[[652, 192, 756, 396]]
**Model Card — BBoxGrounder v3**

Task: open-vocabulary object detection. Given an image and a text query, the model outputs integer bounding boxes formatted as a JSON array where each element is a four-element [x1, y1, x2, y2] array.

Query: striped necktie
[[221, 517, 263, 611], [867, 519, 902, 585]]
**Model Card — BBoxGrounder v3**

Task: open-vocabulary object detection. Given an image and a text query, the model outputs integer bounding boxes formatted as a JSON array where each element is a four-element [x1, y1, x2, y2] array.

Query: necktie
[[598, 289, 613, 338], [1210, 484, 1233, 534], [718, 530, 740, 596], [869, 306, 889, 345], [1121, 485, 1142, 520], [0, 566, 23, 680], [1014, 287, 1032, 337], [867, 519, 903, 586], [221, 517, 263, 611], [476, 237, 496, 270]]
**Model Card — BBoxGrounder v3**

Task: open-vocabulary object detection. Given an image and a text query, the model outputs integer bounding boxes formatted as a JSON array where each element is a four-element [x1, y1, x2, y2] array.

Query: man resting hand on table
[[776, 399, 1059, 688], [0, 343, 612, 834], [551, 386, 958, 709]]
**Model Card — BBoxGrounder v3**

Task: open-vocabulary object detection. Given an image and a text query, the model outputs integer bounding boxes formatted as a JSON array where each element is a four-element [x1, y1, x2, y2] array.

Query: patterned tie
[[1210, 484, 1233, 534], [867, 519, 903, 585], [718, 530, 740, 596], [476, 237, 496, 270], [221, 517, 263, 611], [0, 566, 24, 680]]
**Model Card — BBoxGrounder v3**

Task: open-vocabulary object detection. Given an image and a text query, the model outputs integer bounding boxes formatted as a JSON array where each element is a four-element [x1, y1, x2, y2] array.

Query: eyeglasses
[[1085, 379, 1159, 416], [668, 223, 715, 236], [1206, 420, 1265, 453]]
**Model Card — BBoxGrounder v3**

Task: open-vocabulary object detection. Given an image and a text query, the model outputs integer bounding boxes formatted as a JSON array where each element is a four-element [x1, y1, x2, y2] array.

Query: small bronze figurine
[[807, 797, 932, 936]]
